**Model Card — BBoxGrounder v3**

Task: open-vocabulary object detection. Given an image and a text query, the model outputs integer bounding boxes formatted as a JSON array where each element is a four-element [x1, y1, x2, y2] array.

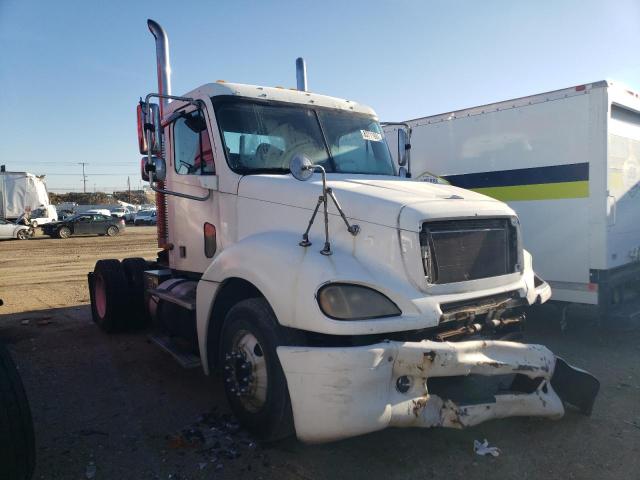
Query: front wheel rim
[[224, 331, 268, 413]]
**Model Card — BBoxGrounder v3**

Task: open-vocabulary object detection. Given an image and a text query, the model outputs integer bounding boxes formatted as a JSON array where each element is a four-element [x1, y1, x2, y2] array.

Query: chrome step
[[149, 335, 201, 369]]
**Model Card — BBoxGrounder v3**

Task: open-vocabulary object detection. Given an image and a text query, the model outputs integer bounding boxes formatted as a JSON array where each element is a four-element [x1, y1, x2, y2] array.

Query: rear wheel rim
[[225, 330, 268, 413], [108, 227, 117, 236]]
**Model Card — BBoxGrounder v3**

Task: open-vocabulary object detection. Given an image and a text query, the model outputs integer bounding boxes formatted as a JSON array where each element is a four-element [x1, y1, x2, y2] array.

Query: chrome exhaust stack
[[147, 19, 172, 116], [296, 57, 307, 92], [146, 19, 171, 246]]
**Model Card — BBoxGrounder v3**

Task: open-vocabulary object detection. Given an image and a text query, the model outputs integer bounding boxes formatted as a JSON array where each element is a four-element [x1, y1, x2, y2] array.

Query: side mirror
[[136, 101, 162, 155], [143, 156, 167, 183], [290, 154, 314, 181], [397, 129, 410, 166]]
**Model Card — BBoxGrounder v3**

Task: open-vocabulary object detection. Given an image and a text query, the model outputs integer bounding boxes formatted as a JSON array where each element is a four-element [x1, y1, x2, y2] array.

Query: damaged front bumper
[[277, 339, 598, 443]]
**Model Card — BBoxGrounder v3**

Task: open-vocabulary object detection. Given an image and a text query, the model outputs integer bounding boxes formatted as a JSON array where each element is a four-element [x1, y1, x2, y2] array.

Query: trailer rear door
[[606, 101, 640, 269]]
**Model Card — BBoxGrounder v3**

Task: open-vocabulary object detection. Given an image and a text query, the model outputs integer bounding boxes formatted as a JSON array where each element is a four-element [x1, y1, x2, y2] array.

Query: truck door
[[165, 103, 220, 273]]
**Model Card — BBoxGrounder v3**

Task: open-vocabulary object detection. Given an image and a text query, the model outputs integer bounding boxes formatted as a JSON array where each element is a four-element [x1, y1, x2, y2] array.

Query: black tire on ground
[[16, 230, 28, 241], [57, 226, 71, 239], [121, 257, 149, 328], [0, 342, 36, 480], [106, 226, 119, 237], [90, 259, 129, 333], [220, 298, 301, 442]]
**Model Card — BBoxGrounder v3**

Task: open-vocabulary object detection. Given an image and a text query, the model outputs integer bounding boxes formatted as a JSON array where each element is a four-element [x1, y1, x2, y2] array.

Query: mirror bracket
[[290, 155, 359, 255]]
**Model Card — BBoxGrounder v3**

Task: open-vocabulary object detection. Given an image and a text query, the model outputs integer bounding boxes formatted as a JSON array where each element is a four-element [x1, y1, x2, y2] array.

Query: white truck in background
[[0, 171, 56, 225], [87, 20, 599, 444], [384, 81, 640, 323]]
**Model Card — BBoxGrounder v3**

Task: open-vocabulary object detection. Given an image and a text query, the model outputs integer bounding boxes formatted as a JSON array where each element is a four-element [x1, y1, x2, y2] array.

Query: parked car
[[0, 219, 32, 240], [42, 213, 125, 238], [133, 209, 157, 225], [124, 209, 136, 223], [110, 206, 135, 221]]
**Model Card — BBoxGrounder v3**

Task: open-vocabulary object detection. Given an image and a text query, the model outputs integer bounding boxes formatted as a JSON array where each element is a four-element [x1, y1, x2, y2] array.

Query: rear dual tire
[[90, 258, 149, 333]]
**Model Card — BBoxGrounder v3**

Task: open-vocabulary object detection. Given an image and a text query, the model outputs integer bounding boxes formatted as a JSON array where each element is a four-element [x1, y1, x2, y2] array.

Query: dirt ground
[[0, 227, 638, 480]]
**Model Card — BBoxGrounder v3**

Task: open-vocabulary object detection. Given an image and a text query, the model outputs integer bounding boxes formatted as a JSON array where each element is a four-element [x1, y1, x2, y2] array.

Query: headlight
[[317, 283, 401, 320]]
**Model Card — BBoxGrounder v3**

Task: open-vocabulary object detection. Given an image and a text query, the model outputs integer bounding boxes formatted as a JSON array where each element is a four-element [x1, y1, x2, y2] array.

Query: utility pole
[[78, 162, 89, 193], [127, 176, 131, 203]]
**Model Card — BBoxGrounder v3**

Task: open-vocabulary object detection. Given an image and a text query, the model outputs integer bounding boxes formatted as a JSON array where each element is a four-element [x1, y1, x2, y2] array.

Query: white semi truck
[[0, 171, 56, 225], [384, 81, 640, 323], [88, 20, 598, 443]]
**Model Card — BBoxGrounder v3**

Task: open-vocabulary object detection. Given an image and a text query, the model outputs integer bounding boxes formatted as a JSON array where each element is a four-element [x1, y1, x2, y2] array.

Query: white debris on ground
[[474, 439, 501, 457]]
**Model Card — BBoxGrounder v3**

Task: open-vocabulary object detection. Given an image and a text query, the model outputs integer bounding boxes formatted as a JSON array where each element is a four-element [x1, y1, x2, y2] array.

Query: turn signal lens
[[317, 283, 401, 320], [204, 222, 216, 258]]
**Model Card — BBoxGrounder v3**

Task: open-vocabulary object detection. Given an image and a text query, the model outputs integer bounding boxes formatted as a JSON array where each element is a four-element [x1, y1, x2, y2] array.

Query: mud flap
[[551, 357, 600, 415]]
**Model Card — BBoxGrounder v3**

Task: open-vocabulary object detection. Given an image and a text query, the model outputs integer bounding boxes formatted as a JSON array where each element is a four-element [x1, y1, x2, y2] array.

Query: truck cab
[[87, 20, 598, 444], [30, 204, 58, 227]]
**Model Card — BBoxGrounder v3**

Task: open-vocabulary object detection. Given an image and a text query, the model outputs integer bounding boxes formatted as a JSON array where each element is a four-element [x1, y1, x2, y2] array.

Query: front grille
[[420, 218, 518, 284]]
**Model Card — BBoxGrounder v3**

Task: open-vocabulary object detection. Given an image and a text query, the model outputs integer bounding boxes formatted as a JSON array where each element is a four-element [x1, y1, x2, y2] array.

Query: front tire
[[16, 230, 28, 241], [58, 226, 71, 239], [106, 226, 119, 237], [220, 298, 299, 442]]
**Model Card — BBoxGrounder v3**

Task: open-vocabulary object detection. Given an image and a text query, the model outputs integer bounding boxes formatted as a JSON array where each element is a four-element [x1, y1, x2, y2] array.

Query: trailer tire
[[0, 342, 36, 480], [121, 257, 149, 327], [220, 298, 299, 442], [91, 259, 129, 333]]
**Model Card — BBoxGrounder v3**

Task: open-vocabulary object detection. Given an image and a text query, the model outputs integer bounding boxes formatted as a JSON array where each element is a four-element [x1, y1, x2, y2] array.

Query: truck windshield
[[212, 98, 395, 176]]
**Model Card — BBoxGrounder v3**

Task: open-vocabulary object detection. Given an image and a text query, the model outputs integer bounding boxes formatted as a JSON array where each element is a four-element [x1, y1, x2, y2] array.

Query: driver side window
[[173, 109, 215, 175]]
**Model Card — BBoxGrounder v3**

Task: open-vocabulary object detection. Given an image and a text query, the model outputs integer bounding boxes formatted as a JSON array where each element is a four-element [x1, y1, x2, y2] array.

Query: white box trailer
[[384, 81, 640, 318], [0, 171, 51, 221]]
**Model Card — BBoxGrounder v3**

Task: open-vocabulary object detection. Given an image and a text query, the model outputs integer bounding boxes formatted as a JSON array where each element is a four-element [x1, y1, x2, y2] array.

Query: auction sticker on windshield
[[361, 130, 383, 142]]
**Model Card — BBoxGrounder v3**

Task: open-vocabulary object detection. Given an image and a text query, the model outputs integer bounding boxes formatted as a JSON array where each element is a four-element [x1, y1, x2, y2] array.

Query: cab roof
[[176, 82, 378, 117]]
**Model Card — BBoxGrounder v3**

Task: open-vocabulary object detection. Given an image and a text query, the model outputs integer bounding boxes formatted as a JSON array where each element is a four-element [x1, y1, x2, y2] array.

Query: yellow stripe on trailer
[[473, 180, 589, 202]]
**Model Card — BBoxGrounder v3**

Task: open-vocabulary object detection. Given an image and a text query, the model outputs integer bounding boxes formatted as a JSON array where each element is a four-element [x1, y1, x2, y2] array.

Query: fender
[[196, 231, 434, 373]]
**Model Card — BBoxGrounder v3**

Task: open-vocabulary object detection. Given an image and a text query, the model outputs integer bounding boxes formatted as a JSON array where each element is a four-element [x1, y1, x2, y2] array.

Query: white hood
[[238, 174, 515, 232]]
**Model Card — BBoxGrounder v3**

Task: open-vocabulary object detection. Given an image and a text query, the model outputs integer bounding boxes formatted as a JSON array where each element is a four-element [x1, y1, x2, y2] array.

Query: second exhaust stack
[[296, 57, 307, 92]]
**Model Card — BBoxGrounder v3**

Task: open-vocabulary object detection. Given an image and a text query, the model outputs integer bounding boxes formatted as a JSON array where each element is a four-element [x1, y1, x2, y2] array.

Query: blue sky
[[1, 0, 639, 192]]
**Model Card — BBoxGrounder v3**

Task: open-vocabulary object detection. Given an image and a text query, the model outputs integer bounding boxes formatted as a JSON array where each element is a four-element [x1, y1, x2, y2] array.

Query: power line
[[17, 161, 136, 166], [38, 173, 139, 176]]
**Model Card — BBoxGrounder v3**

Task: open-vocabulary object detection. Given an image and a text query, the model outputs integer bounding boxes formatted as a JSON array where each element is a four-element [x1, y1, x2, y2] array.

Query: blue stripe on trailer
[[443, 162, 589, 189]]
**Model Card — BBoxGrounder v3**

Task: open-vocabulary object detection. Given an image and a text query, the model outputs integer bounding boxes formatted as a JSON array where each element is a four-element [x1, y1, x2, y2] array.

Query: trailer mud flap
[[551, 357, 599, 415]]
